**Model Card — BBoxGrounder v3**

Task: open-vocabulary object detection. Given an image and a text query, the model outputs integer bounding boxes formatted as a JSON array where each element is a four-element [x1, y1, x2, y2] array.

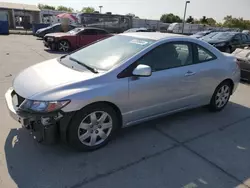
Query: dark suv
[[202, 32, 250, 53]]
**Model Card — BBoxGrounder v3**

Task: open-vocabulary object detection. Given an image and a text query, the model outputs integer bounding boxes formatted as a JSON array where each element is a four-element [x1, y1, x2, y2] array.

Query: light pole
[[99, 6, 103, 13], [182, 1, 190, 34]]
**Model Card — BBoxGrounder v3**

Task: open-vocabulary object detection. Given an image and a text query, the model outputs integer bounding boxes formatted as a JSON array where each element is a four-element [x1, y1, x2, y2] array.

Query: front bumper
[[43, 40, 57, 50], [5, 88, 63, 144]]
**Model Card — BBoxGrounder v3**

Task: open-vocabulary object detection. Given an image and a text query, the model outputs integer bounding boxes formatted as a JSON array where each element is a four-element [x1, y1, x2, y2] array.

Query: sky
[[3, 0, 250, 22]]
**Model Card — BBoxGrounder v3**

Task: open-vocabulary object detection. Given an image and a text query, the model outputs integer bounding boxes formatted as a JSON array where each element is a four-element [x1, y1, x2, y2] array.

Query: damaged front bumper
[[5, 88, 73, 144]]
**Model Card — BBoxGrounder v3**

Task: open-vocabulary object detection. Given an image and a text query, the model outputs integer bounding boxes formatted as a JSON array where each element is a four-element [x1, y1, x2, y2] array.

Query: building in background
[[0, 2, 40, 29]]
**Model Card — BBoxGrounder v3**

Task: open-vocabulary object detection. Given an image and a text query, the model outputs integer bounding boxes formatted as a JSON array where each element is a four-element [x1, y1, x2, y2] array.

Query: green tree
[[206, 18, 216, 26], [186, 16, 194, 23], [38, 4, 55, 10], [199, 16, 208, 24], [223, 15, 250, 30], [81, 7, 95, 13], [57, 6, 74, 12], [160, 13, 182, 23]]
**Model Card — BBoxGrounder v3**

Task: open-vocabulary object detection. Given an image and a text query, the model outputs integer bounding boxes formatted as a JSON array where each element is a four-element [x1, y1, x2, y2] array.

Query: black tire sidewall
[[209, 81, 231, 112], [68, 104, 119, 151]]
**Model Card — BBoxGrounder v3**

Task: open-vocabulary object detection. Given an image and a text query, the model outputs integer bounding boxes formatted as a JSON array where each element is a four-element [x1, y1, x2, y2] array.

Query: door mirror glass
[[132, 64, 152, 77]]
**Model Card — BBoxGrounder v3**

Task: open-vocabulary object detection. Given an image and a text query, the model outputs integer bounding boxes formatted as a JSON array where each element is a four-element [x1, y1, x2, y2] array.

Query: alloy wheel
[[78, 111, 113, 146], [215, 85, 230, 108], [58, 41, 69, 52]]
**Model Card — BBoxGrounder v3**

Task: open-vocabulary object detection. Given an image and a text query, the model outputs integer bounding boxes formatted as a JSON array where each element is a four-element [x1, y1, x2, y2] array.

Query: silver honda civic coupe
[[5, 32, 240, 151]]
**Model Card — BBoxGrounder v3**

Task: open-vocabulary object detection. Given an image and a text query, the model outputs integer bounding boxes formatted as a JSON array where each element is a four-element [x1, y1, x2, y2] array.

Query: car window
[[138, 42, 193, 71], [241, 34, 248, 42], [233, 34, 241, 41], [196, 45, 216, 63], [96, 30, 108, 34], [82, 29, 97, 35], [53, 25, 62, 32]]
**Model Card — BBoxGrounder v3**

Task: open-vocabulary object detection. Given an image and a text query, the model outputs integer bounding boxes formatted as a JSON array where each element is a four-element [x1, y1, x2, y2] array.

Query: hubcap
[[78, 111, 113, 146], [215, 85, 230, 108], [58, 41, 69, 52]]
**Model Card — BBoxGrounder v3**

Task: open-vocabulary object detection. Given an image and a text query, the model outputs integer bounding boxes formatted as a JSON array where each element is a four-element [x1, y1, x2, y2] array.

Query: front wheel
[[58, 40, 70, 52], [209, 81, 232, 112], [68, 104, 119, 151]]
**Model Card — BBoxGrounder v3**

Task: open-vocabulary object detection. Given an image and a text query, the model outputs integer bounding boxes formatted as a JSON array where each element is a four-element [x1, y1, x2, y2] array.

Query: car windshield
[[209, 32, 236, 40], [195, 31, 210, 36], [201, 32, 219, 39], [68, 35, 155, 71]]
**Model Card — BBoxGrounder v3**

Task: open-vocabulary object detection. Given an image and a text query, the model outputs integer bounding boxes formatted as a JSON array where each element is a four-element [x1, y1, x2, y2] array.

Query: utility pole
[[182, 1, 190, 34], [99, 6, 103, 13]]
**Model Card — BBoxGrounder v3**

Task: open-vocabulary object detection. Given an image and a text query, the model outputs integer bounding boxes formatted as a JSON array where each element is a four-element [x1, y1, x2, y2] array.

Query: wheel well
[[83, 101, 123, 127], [221, 79, 234, 94]]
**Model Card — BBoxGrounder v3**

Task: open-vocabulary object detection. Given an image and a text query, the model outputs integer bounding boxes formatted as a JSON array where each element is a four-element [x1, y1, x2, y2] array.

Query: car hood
[[45, 33, 70, 37], [37, 27, 48, 33], [13, 58, 97, 99]]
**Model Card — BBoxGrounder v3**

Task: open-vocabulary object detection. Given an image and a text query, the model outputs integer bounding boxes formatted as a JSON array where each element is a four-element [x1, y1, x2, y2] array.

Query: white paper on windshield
[[130, 39, 149, 45]]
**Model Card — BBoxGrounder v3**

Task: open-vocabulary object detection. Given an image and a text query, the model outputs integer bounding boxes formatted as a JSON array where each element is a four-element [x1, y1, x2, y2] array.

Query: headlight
[[214, 42, 226, 47], [47, 37, 54, 42], [19, 100, 70, 113]]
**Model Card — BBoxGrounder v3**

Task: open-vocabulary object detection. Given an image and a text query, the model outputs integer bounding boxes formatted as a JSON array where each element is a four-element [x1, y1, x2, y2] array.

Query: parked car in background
[[242, 30, 250, 34], [5, 33, 240, 151], [35, 23, 76, 38], [124, 28, 155, 33], [202, 32, 250, 53], [190, 30, 215, 39], [200, 32, 220, 40], [233, 47, 250, 81], [44, 27, 112, 52]]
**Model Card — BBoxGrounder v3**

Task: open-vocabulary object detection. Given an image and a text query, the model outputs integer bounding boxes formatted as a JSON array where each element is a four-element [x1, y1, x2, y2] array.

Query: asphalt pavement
[[0, 35, 250, 188]]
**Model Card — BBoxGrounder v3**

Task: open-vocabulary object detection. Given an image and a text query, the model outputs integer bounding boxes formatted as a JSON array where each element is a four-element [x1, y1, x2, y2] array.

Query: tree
[[206, 18, 216, 26], [81, 7, 95, 13], [186, 16, 194, 23], [199, 16, 208, 24], [57, 6, 73, 12], [160, 13, 182, 23], [38, 4, 55, 10], [223, 15, 250, 30]]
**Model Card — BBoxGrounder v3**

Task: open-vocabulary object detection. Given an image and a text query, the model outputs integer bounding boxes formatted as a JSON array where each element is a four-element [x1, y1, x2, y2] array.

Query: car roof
[[120, 32, 185, 41]]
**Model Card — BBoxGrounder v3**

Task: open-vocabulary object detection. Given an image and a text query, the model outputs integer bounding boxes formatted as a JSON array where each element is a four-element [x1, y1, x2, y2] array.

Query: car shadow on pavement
[[44, 49, 68, 55], [4, 102, 250, 188]]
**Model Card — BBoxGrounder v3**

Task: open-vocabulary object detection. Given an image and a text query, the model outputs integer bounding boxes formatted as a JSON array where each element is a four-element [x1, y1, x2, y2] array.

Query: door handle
[[185, 71, 196, 77]]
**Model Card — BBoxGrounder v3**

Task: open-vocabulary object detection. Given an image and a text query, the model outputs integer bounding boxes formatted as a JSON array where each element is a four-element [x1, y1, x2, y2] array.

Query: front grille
[[12, 90, 25, 107]]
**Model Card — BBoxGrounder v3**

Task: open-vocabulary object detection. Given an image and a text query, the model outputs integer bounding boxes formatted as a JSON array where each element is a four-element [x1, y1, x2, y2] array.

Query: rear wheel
[[58, 40, 70, 52], [68, 104, 119, 151], [209, 81, 232, 112]]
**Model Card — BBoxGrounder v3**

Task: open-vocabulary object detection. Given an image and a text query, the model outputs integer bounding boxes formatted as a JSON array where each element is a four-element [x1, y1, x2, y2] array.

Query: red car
[[43, 27, 112, 52]]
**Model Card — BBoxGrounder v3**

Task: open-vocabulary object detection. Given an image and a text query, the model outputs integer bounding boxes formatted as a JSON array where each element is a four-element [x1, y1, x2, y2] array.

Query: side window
[[138, 42, 193, 71], [233, 34, 241, 42], [82, 29, 97, 35], [241, 34, 247, 42], [196, 45, 216, 63], [96, 30, 108, 35]]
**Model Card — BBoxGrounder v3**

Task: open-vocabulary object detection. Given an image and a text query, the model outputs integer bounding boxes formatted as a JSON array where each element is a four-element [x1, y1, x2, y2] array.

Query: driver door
[[127, 42, 198, 122], [78, 29, 99, 47]]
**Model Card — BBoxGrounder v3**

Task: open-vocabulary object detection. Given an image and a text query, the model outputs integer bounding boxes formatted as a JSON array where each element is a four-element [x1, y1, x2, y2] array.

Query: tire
[[68, 104, 120, 151], [209, 81, 232, 112], [58, 40, 71, 52]]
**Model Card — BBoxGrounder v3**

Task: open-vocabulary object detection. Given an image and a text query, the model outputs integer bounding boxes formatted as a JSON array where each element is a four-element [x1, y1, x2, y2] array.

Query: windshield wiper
[[69, 57, 98, 73]]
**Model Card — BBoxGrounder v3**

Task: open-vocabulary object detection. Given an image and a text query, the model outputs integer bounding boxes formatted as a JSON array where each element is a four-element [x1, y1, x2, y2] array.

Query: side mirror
[[132, 64, 152, 77]]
